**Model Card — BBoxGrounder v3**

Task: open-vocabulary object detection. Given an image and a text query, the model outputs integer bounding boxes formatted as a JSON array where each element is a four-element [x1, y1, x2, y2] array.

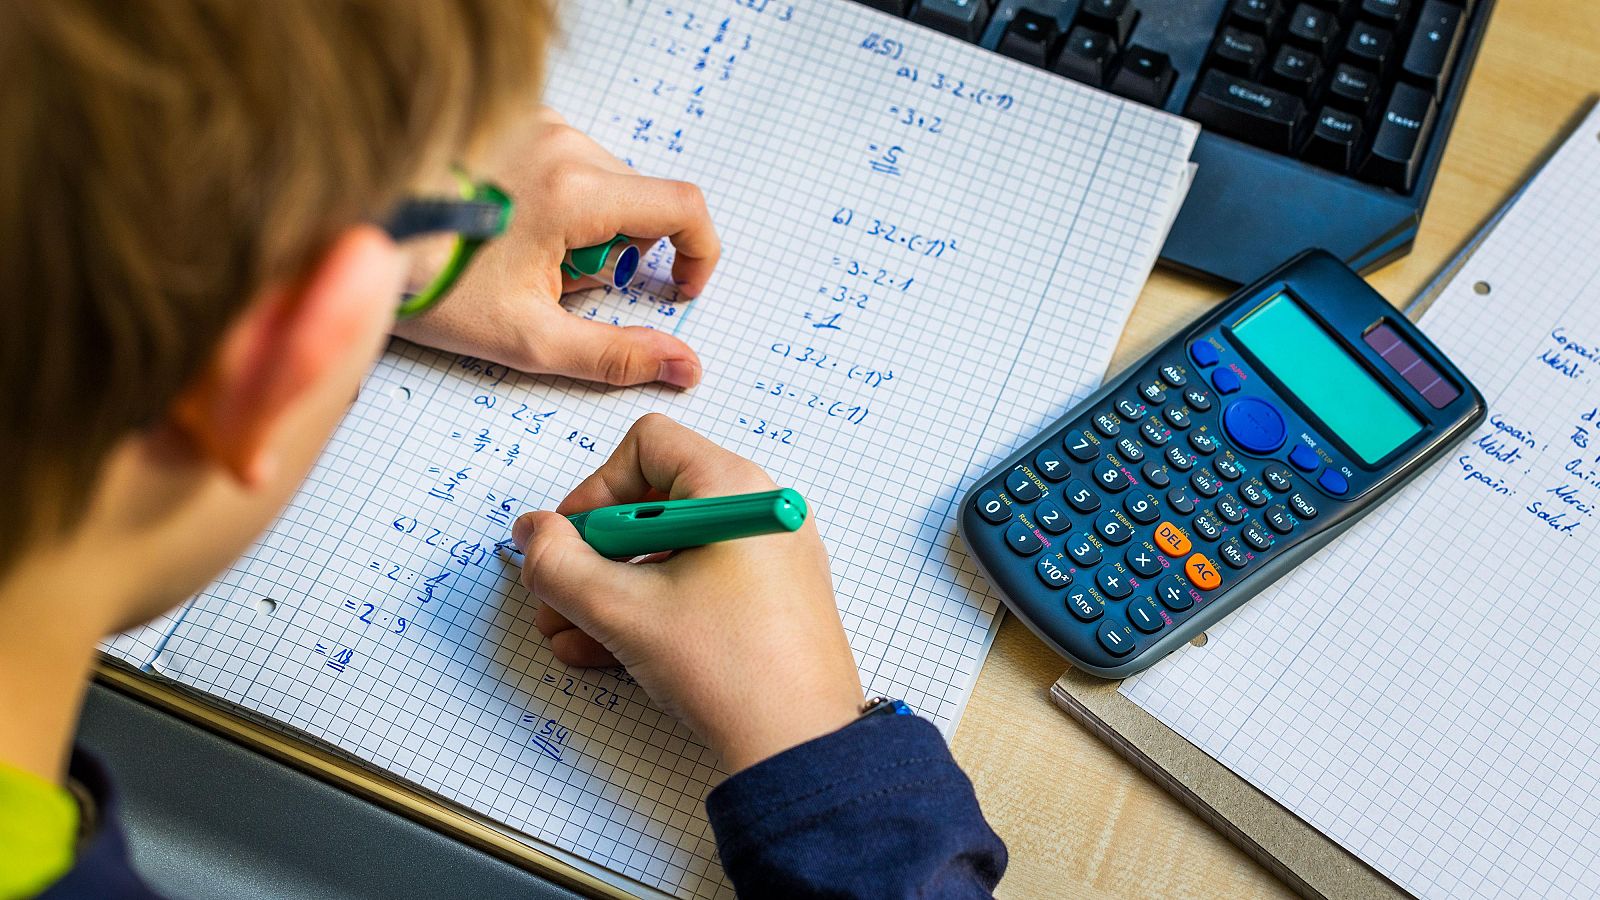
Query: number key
[[975, 489, 1011, 524], [1094, 457, 1130, 492], [1034, 499, 1071, 534], [1095, 510, 1133, 545], [1037, 555, 1073, 589], [1124, 491, 1160, 524], [1064, 479, 1101, 513], [1035, 447, 1070, 481], [1064, 429, 1099, 462], [1067, 533, 1102, 566], [1005, 468, 1042, 502]]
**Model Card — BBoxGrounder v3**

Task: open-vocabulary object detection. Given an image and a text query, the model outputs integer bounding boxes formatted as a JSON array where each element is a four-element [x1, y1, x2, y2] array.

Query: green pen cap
[[566, 488, 808, 558], [560, 234, 641, 289]]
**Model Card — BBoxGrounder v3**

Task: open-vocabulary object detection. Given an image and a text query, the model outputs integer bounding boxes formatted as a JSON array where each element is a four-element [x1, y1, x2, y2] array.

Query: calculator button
[[1218, 538, 1248, 569], [1190, 340, 1220, 367], [1124, 492, 1160, 524], [1265, 505, 1295, 534], [1166, 487, 1197, 515], [1222, 398, 1287, 455], [1139, 381, 1168, 405], [1141, 461, 1171, 488], [1184, 553, 1222, 590], [1066, 533, 1103, 566], [1128, 596, 1165, 633], [1165, 445, 1196, 471], [1317, 469, 1350, 495], [1242, 520, 1273, 551], [1184, 387, 1213, 412], [1288, 444, 1319, 471], [1126, 546, 1162, 577], [1160, 364, 1187, 388], [1140, 417, 1171, 447], [1005, 468, 1043, 502], [975, 489, 1011, 524], [1094, 510, 1133, 545], [1190, 468, 1221, 497], [1287, 491, 1318, 519], [1006, 520, 1043, 555], [1212, 368, 1241, 394], [1034, 499, 1072, 534], [1240, 478, 1270, 507], [1189, 431, 1219, 455], [1192, 512, 1224, 541], [1116, 398, 1147, 420], [1213, 453, 1242, 480], [1037, 556, 1073, 589], [1153, 521, 1192, 557], [1164, 406, 1193, 430], [1094, 412, 1121, 437], [1067, 587, 1104, 622], [1096, 567, 1133, 599], [1064, 479, 1101, 513], [1156, 575, 1194, 611], [1035, 447, 1070, 481], [1093, 458, 1130, 492], [1215, 493, 1246, 524], [1263, 462, 1295, 491], [1065, 430, 1099, 462], [1115, 437, 1145, 462], [1097, 621, 1135, 656]]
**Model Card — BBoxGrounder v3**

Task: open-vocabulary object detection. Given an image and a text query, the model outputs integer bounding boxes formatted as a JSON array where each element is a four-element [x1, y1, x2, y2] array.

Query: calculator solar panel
[[847, 0, 1496, 282]]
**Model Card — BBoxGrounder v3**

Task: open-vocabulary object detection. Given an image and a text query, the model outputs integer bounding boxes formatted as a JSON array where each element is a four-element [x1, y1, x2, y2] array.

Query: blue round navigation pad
[[1223, 397, 1287, 454]]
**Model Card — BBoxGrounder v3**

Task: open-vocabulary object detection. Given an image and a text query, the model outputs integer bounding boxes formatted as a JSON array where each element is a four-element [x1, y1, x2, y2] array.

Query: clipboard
[[1048, 96, 1598, 900]]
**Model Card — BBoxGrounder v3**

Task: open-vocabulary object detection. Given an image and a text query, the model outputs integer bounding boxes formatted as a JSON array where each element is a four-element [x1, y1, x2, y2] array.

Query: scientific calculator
[[959, 250, 1484, 677]]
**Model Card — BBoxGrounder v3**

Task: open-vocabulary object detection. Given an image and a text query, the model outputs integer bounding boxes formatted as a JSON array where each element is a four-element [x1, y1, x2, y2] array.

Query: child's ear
[[169, 226, 401, 487]]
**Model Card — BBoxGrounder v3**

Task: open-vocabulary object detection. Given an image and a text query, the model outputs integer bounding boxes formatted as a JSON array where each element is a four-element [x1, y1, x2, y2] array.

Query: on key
[[1362, 82, 1436, 191], [909, 0, 992, 43], [997, 9, 1061, 69], [1402, 0, 1465, 96], [1187, 69, 1308, 154]]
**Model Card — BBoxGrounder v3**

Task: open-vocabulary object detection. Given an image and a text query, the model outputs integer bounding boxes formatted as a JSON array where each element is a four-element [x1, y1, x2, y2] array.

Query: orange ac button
[[1184, 553, 1222, 590], [1153, 521, 1192, 557]]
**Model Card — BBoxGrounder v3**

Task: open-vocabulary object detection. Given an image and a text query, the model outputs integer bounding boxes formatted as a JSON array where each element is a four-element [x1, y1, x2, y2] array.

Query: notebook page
[[109, 1, 1196, 895], [1122, 104, 1600, 900]]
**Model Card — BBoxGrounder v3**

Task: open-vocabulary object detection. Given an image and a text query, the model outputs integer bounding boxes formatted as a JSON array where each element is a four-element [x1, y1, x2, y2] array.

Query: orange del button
[[1184, 553, 1222, 590], [1153, 521, 1192, 557]]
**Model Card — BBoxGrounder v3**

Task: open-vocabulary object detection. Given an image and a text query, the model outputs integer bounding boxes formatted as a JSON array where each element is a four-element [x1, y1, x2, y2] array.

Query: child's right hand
[[512, 414, 865, 773]]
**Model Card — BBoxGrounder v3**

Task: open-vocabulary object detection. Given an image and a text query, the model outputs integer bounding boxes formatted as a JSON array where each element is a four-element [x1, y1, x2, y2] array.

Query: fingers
[[555, 414, 775, 514], [534, 605, 620, 667], [515, 510, 647, 638], [531, 311, 703, 389], [588, 170, 721, 297]]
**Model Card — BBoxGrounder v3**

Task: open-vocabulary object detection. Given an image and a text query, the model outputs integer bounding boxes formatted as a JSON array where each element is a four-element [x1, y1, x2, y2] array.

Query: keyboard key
[[1242, 520, 1274, 550], [1093, 411, 1121, 437], [1097, 566, 1134, 599], [1344, 21, 1394, 71], [1211, 27, 1269, 78], [997, 9, 1061, 68], [1288, 444, 1320, 471], [1097, 621, 1135, 656], [975, 489, 1011, 523], [910, 0, 992, 42], [1328, 64, 1381, 113], [1268, 45, 1323, 96], [1263, 462, 1295, 491], [1288, 490, 1319, 519], [1403, 0, 1464, 96], [1064, 479, 1101, 513], [1216, 492, 1247, 523], [1360, 0, 1409, 25], [1240, 478, 1271, 506], [1212, 367, 1242, 394], [1124, 491, 1160, 524], [1265, 504, 1295, 533], [1363, 82, 1436, 191], [1128, 595, 1165, 633], [1213, 453, 1243, 480], [1191, 467, 1222, 497], [1218, 537, 1249, 568], [1094, 457, 1131, 492], [1184, 387, 1213, 412], [1053, 26, 1118, 86], [1160, 365, 1188, 388], [1095, 510, 1134, 545], [1227, 0, 1283, 35], [1166, 444, 1196, 471], [1005, 520, 1042, 555], [1166, 486, 1197, 515], [1164, 405, 1193, 430], [1191, 341, 1221, 368], [1037, 555, 1073, 588], [1035, 498, 1072, 534], [1188, 67, 1311, 153], [1286, 2, 1339, 55], [857, 0, 912, 13], [1068, 587, 1104, 622], [1153, 520, 1193, 557], [1079, 0, 1137, 45], [1139, 380, 1168, 404], [1318, 468, 1350, 495], [1115, 436, 1145, 462], [1005, 467, 1043, 502], [1126, 545, 1163, 577], [1156, 574, 1194, 611], [1305, 107, 1365, 173], [1192, 511, 1224, 540], [1141, 460, 1172, 488], [1141, 417, 1172, 447], [1184, 553, 1223, 590], [1109, 47, 1177, 107], [1064, 429, 1099, 462], [1067, 533, 1103, 566], [1035, 447, 1071, 481], [1190, 430, 1219, 455]]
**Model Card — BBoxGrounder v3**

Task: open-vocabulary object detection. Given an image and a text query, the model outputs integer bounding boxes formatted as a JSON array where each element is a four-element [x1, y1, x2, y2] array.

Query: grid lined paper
[[1122, 104, 1600, 900], [102, 1, 1196, 895]]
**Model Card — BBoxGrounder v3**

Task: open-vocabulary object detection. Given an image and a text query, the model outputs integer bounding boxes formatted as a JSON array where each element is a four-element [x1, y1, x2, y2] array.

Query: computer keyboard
[[849, 0, 1496, 282]]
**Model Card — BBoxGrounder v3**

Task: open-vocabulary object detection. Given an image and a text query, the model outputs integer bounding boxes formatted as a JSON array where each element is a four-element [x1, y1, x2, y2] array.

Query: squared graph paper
[[1122, 104, 1600, 900], [103, 1, 1197, 895]]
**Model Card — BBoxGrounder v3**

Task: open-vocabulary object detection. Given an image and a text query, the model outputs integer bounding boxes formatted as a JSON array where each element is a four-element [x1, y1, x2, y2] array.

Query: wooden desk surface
[[952, 2, 1600, 896]]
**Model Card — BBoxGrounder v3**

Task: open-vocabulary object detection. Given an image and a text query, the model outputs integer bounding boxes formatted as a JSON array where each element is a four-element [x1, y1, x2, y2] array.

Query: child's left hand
[[393, 108, 720, 389]]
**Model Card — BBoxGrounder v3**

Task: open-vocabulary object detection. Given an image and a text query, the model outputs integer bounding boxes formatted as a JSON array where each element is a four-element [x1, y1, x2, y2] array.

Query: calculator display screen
[[1231, 293, 1422, 464]]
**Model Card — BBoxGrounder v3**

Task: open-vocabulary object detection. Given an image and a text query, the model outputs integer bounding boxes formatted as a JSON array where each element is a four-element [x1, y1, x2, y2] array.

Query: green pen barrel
[[567, 488, 807, 558]]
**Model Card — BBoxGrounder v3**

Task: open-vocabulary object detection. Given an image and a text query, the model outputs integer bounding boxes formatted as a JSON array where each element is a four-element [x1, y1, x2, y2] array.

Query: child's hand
[[394, 109, 719, 389], [512, 415, 864, 772]]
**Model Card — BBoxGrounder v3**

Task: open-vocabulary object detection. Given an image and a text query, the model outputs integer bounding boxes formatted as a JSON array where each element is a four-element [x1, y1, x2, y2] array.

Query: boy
[[0, 2, 1005, 897]]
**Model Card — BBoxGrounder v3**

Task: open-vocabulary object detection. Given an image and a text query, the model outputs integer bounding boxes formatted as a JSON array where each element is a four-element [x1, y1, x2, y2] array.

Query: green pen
[[565, 489, 808, 558], [560, 234, 641, 289]]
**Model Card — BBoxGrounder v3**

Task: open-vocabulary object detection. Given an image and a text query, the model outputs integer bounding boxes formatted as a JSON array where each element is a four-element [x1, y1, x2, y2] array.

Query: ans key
[[1187, 69, 1309, 154]]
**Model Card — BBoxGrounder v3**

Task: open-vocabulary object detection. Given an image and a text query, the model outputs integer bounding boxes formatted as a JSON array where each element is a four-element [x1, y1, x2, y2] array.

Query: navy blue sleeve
[[705, 713, 1006, 898]]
